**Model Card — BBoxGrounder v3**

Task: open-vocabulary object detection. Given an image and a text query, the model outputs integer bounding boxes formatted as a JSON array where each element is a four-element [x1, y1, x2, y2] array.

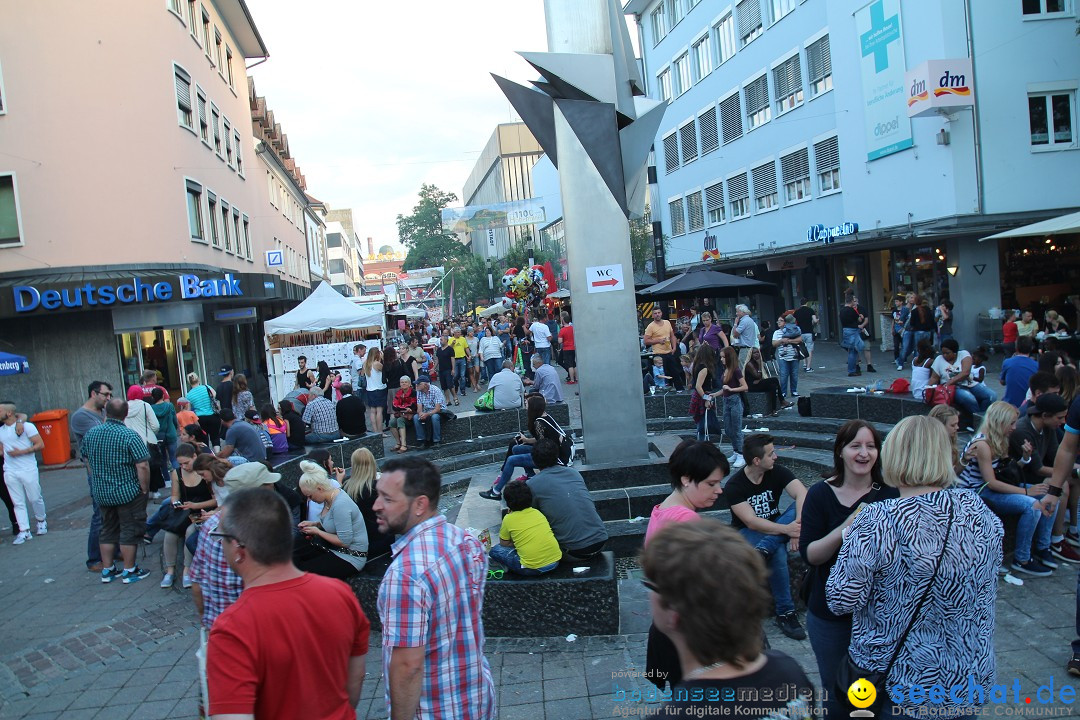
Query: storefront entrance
[[117, 327, 205, 399]]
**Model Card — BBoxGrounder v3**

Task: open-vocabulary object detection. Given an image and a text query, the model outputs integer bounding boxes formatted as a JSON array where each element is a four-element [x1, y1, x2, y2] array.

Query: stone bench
[[644, 390, 776, 418], [403, 402, 571, 445], [348, 551, 619, 637], [809, 386, 930, 424], [271, 433, 385, 487]]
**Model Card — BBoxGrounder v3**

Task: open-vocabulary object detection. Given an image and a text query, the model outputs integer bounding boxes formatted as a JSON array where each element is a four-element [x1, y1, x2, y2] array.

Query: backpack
[[797, 396, 812, 417]]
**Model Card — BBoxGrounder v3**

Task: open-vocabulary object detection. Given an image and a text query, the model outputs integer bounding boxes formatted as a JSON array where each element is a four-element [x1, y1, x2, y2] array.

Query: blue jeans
[[953, 383, 996, 414], [978, 486, 1052, 563], [87, 472, 103, 566], [454, 358, 468, 393], [537, 346, 552, 366], [489, 544, 558, 575], [722, 395, 743, 453], [495, 443, 535, 492], [484, 357, 502, 381], [738, 506, 796, 615], [304, 431, 340, 444], [413, 412, 441, 443], [777, 359, 799, 397], [806, 611, 851, 719], [842, 328, 864, 374], [145, 498, 173, 542]]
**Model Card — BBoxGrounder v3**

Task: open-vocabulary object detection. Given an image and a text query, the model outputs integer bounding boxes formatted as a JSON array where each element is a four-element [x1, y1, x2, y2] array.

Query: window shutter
[[728, 173, 748, 200], [668, 197, 686, 235], [807, 35, 832, 84], [699, 107, 719, 154], [174, 68, 191, 110], [773, 56, 801, 101], [737, 0, 762, 40], [780, 148, 810, 183], [752, 162, 777, 198], [745, 75, 769, 115], [663, 133, 680, 174], [814, 136, 839, 172], [680, 120, 698, 164], [705, 182, 724, 219], [687, 191, 704, 231], [720, 94, 743, 144]]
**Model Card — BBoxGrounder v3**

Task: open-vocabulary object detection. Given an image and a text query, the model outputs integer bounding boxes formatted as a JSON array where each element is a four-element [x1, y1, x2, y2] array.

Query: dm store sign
[[12, 274, 243, 313]]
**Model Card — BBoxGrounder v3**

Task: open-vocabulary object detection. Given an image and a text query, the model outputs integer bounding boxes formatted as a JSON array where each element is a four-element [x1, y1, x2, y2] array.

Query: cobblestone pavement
[[4, 343, 1076, 718]]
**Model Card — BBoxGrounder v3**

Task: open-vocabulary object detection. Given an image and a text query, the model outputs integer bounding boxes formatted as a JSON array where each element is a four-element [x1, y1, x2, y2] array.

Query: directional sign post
[[586, 263, 624, 294]]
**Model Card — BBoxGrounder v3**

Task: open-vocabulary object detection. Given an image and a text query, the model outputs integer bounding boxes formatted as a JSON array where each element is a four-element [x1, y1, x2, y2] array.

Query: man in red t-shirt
[[557, 311, 577, 384], [207, 489, 370, 720]]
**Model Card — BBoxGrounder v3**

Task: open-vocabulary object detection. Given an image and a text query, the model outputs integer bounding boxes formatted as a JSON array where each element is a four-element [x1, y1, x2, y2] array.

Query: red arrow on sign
[[591, 278, 619, 288]]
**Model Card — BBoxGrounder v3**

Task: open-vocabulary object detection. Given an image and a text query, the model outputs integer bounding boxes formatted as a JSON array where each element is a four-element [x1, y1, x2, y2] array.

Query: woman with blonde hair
[[956, 401, 1052, 576], [927, 404, 961, 472], [344, 448, 392, 559], [828, 416, 1001, 719], [185, 372, 221, 447], [294, 459, 368, 578], [363, 347, 387, 435]]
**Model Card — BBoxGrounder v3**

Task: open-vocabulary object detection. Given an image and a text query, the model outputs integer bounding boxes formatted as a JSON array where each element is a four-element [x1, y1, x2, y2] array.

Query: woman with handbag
[[798, 420, 898, 718], [160, 443, 217, 589], [150, 387, 178, 493], [388, 376, 416, 453], [828, 416, 1002, 719], [744, 349, 791, 412], [294, 460, 368, 579], [186, 373, 222, 448], [124, 386, 162, 494], [956, 401, 1053, 576]]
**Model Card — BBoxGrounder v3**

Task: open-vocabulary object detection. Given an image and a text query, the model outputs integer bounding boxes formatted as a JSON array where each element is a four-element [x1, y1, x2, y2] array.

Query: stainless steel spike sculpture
[[493, 0, 666, 463]]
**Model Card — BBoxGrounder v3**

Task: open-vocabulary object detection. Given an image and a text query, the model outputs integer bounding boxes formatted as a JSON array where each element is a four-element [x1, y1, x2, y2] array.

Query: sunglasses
[[641, 578, 660, 593], [209, 530, 245, 548], [487, 569, 504, 580]]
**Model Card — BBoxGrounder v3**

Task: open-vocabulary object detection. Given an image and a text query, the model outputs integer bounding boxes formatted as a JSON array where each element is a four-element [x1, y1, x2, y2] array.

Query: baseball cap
[[218, 365, 233, 376], [1028, 393, 1068, 415], [223, 462, 281, 490], [416, 374, 431, 384], [244, 408, 261, 421]]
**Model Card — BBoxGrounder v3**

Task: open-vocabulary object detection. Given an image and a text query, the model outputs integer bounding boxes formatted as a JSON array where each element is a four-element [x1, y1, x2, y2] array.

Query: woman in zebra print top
[[828, 416, 1002, 719]]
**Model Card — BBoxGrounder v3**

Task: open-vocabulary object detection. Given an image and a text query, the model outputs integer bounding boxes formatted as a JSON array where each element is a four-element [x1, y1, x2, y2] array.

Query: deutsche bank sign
[[13, 274, 244, 313], [807, 222, 859, 244]]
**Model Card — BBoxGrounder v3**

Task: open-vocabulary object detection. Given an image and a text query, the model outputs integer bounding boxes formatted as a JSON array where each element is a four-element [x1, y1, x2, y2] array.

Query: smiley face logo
[[847, 678, 876, 709]]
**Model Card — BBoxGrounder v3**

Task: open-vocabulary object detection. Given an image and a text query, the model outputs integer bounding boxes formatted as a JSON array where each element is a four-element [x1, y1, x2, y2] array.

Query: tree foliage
[[397, 184, 468, 270], [630, 205, 668, 276]]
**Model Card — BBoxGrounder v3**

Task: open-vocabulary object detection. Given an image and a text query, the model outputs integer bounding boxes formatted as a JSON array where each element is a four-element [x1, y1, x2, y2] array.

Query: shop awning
[[980, 210, 1080, 241]]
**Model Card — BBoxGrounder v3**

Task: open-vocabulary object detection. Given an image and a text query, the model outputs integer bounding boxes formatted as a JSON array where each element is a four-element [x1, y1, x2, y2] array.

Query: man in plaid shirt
[[302, 392, 341, 443], [412, 375, 446, 447], [374, 458, 495, 720]]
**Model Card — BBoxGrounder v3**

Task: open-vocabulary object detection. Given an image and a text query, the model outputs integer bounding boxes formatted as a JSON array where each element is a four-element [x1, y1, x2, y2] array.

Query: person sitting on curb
[[412, 375, 446, 448], [527, 439, 607, 560], [523, 354, 563, 405], [724, 433, 807, 641], [301, 392, 341, 444], [488, 480, 561, 576]]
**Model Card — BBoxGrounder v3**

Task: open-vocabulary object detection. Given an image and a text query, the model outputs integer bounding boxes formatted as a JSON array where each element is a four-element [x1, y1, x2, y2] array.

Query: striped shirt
[[81, 419, 150, 506], [378, 515, 496, 720]]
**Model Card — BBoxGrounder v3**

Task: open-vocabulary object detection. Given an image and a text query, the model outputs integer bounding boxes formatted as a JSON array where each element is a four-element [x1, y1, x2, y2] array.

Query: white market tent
[[980, 210, 1080, 241], [264, 281, 383, 335]]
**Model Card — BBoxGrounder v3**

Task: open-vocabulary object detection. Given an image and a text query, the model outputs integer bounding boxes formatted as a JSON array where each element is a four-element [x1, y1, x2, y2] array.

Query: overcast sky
[[245, 0, 555, 252]]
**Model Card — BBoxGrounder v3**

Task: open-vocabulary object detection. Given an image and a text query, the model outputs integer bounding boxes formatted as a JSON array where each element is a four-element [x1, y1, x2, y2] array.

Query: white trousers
[[4, 467, 45, 533]]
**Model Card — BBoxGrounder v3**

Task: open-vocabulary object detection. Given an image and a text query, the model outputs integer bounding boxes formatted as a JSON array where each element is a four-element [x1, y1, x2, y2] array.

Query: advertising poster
[[855, 0, 913, 161]]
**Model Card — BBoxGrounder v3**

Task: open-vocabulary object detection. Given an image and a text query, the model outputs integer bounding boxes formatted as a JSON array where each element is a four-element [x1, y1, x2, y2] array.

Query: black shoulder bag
[[834, 498, 954, 716]]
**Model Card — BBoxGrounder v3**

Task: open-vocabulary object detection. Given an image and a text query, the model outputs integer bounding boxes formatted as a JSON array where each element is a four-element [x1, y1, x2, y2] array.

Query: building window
[[224, 118, 234, 167], [225, 47, 234, 88], [780, 148, 811, 203], [769, 0, 796, 24], [215, 30, 223, 73], [814, 136, 841, 193], [651, 4, 667, 44], [680, 120, 698, 164], [196, 86, 209, 144], [174, 65, 194, 130], [752, 162, 778, 211], [234, 130, 244, 175], [705, 181, 725, 224], [220, 200, 233, 253], [0, 174, 23, 247], [187, 0, 198, 40], [720, 93, 743, 144], [737, 0, 763, 46], [201, 7, 212, 57], [674, 53, 691, 96], [232, 210, 242, 258], [728, 173, 750, 219], [186, 180, 204, 242], [699, 107, 719, 154], [242, 215, 251, 260], [687, 191, 705, 232], [663, 132, 680, 174], [1022, 0, 1068, 15], [773, 55, 803, 113], [168, 0, 182, 17], [211, 104, 222, 156], [807, 34, 833, 97], [715, 14, 736, 64], [692, 34, 713, 80], [744, 74, 771, 129], [207, 193, 221, 248], [1028, 91, 1075, 147], [669, 197, 686, 236], [657, 68, 672, 102], [669, 0, 685, 26], [268, 172, 277, 207]]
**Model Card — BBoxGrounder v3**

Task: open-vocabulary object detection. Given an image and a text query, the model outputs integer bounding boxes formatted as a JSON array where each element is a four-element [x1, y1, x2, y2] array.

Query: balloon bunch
[[497, 263, 557, 310]]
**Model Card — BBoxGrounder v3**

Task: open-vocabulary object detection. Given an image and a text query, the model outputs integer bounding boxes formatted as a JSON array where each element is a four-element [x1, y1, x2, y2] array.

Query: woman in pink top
[[644, 439, 730, 689]]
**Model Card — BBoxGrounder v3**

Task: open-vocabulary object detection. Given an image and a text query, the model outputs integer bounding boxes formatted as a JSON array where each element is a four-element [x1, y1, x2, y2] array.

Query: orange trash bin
[[29, 409, 71, 465]]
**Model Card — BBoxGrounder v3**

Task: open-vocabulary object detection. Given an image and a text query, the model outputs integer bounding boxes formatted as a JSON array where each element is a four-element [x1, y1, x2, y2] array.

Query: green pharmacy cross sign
[[861, 0, 901, 74]]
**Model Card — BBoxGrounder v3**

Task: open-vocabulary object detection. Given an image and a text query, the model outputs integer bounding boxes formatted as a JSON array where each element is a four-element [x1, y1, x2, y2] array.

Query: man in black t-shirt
[[791, 300, 817, 372], [724, 434, 807, 640], [216, 365, 234, 410], [839, 293, 864, 376]]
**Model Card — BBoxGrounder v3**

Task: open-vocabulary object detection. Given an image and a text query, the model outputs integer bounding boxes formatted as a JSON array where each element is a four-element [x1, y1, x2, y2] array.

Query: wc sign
[[586, 264, 624, 294]]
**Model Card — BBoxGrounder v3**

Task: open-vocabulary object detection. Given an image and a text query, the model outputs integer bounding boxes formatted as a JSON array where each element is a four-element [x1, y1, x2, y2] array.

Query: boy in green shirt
[[489, 481, 561, 575]]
